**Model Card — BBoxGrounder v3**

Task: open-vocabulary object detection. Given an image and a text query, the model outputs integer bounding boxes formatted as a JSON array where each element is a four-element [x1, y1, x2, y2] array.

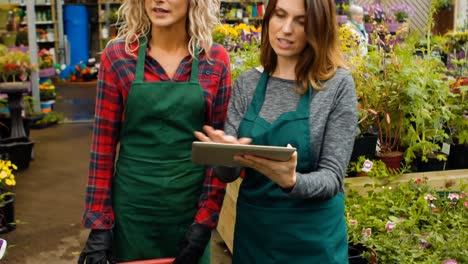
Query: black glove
[[214, 166, 242, 183], [173, 223, 212, 264], [78, 229, 115, 264]]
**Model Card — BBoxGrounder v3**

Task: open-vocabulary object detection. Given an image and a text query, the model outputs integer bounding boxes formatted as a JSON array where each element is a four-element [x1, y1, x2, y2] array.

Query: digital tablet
[[191, 141, 296, 167]]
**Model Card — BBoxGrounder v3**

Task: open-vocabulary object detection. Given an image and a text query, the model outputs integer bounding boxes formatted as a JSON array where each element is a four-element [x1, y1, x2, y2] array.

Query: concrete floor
[[0, 83, 232, 263]]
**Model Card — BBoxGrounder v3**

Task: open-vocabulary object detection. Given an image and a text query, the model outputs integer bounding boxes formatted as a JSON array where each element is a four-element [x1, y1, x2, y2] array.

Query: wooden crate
[[216, 169, 468, 253]]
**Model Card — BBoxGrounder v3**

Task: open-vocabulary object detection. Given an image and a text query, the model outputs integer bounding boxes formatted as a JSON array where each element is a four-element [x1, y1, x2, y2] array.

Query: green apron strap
[[190, 45, 200, 83], [135, 37, 148, 83]]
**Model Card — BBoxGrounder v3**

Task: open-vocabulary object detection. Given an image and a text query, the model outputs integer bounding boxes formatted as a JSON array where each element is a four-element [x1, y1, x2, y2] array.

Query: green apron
[[232, 71, 348, 263], [112, 38, 210, 263]]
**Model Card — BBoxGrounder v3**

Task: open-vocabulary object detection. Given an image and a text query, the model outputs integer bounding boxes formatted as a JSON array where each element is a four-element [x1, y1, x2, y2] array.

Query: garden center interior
[[0, 0, 466, 263]]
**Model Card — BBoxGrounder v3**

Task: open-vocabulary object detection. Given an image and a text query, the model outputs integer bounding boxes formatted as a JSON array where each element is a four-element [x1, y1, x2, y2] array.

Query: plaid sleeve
[[82, 46, 124, 229], [195, 45, 232, 228]]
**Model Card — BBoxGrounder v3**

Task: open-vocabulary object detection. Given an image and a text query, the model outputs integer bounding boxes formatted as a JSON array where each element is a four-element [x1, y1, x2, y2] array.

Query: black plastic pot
[[415, 153, 447, 172], [0, 194, 15, 234], [349, 243, 377, 264], [350, 134, 378, 162], [447, 144, 468, 170], [0, 137, 34, 170]]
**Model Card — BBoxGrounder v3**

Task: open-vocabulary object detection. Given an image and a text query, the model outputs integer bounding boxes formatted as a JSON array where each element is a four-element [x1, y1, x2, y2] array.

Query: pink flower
[[460, 192, 466, 199], [361, 159, 373, 172], [362, 228, 372, 237], [442, 260, 458, 264], [424, 194, 437, 201], [448, 193, 460, 200], [385, 221, 396, 232], [464, 201, 468, 209], [349, 219, 358, 225], [419, 238, 428, 249], [415, 178, 422, 184]]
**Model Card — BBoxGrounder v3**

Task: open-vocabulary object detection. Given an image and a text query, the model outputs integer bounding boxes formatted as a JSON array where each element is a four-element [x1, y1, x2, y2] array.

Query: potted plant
[[388, 3, 413, 23], [347, 155, 410, 180], [38, 78, 56, 101], [0, 159, 17, 234], [399, 55, 452, 171], [346, 178, 467, 263], [447, 78, 468, 169], [350, 42, 407, 170], [0, 47, 35, 170]]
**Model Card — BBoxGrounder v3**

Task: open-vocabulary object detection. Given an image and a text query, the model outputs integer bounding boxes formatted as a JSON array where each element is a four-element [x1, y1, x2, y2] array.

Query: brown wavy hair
[[260, 0, 346, 94]]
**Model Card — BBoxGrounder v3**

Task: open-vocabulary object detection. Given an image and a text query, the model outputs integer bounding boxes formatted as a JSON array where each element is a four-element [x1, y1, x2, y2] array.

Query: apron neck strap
[[189, 45, 199, 83], [135, 37, 200, 83], [135, 36, 148, 83], [252, 71, 313, 115]]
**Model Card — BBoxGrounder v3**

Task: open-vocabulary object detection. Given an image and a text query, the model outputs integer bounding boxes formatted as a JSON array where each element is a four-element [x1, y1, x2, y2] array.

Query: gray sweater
[[222, 67, 357, 199]]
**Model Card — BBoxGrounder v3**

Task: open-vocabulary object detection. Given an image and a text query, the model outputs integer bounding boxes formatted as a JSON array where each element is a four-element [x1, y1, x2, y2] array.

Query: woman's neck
[[272, 57, 298, 80], [150, 26, 189, 53]]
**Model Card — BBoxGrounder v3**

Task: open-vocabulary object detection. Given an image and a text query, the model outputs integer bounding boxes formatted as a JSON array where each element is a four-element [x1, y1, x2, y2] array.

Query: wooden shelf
[[13, 0, 60, 63]]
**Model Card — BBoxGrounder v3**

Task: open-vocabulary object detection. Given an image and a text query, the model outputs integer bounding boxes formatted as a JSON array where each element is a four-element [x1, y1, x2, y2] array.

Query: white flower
[[361, 159, 373, 172]]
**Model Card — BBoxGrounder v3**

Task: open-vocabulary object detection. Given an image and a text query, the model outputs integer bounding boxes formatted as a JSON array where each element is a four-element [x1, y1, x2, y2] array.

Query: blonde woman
[[78, 0, 231, 263]]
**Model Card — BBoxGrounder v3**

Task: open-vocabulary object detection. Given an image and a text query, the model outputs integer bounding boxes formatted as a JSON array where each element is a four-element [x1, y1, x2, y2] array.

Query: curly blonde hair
[[112, 0, 220, 58]]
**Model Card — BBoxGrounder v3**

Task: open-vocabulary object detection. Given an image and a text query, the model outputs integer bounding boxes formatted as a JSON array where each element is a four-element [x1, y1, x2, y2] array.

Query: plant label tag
[[441, 143, 450, 155]]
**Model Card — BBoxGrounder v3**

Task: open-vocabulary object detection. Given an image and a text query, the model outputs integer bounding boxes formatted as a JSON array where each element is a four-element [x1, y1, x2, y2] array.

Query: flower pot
[[348, 243, 377, 264], [39, 67, 56, 78], [386, 23, 403, 33], [415, 153, 447, 172], [350, 134, 378, 162], [40, 100, 55, 114], [447, 144, 468, 170], [375, 151, 403, 170], [0, 194, 15, 234], [0, 137, 34, 170]]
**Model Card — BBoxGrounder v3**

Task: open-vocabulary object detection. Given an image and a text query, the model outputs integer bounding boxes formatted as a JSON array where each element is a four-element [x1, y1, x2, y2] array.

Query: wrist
[[279, 173, 296, 189]]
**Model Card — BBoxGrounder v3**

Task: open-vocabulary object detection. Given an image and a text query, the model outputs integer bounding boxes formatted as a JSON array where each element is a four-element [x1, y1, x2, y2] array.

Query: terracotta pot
[[375, 151, 404, 170]]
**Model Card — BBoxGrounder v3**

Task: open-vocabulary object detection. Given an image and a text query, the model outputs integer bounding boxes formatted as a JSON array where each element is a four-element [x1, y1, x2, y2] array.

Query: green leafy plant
[[34, 110, 63, 126], [346, 178, 467, 263], [347, 155, 410, 183]]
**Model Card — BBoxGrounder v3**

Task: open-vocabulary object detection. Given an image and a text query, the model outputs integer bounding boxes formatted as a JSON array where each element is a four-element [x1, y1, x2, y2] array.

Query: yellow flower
[[0, 171, 7, 179], [5, 179, 14, 186]]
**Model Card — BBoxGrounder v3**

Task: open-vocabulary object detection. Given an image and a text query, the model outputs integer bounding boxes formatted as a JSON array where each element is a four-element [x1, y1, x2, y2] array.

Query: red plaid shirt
[[82, 40, 231, 229]]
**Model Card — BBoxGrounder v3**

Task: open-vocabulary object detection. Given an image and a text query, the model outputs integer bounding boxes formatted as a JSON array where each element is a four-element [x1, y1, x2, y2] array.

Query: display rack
[[14, 0, 60, 63], [98, 0, 122, 51], [221, 0, 264, 25]]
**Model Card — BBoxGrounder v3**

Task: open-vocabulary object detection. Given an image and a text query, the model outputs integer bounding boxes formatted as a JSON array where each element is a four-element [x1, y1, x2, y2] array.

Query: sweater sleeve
[[288, 73, 358, 199]]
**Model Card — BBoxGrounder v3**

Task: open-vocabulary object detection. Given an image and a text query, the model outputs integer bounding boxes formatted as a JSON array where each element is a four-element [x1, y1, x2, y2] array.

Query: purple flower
[[442, 260, 458, 264]]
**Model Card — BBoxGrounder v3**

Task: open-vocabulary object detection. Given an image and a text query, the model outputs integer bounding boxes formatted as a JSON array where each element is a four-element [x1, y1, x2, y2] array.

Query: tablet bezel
[[191, 141, 296, 167]]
